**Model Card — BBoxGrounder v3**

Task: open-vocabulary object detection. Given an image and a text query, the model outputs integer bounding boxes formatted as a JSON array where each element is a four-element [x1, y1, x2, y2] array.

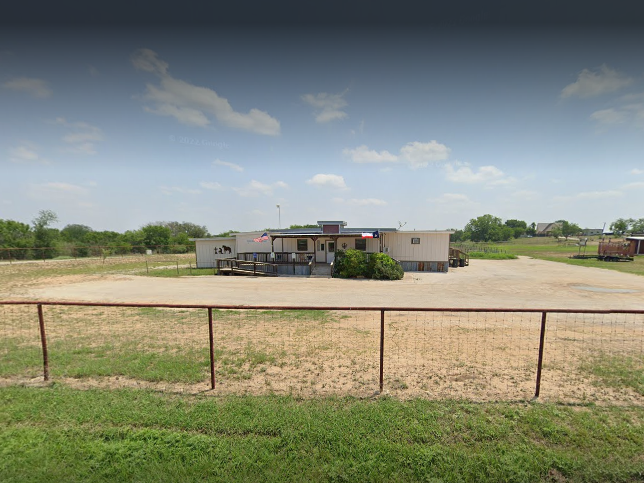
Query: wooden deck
[[216, 258, 279, 277]]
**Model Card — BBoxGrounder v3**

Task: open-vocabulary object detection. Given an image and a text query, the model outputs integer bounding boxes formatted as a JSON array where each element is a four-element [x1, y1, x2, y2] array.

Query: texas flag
[[361, 231, 379, 238]]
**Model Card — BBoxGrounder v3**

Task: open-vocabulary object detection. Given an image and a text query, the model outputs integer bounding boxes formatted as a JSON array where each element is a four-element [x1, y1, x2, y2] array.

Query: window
[[411, 237, 420, 244], [297, 239, 308, 251], [355, 238, 366, 251]]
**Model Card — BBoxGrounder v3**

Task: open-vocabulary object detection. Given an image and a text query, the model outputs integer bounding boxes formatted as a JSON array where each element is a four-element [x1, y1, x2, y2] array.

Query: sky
[[1, 2, 643, 234]]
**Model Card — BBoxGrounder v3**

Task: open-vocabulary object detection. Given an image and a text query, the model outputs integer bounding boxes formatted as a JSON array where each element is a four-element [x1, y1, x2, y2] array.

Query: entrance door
[[326, 241, 335, 263]]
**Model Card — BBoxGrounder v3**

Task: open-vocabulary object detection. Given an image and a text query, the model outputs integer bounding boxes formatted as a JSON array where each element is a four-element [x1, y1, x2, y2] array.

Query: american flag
[[253, 232, 269, 242]]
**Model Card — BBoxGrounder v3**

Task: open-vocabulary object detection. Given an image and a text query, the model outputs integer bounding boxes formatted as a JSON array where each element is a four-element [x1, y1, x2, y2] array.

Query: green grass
[[1, 386, 644, 482], [467, 252, 518, 260], [581, 354, 644, 396], [456, 238, 644, 276]]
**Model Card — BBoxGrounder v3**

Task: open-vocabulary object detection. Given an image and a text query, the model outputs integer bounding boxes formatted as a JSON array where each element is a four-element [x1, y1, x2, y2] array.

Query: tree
[[631, 218, 644, 234], [141, 224, 172, 251], [560, 221, 582, 239], [32, 210, 60, 258], [61, 224, 93, 243], [526, 222, 537, 237], [463, 215, 511, 242], [610, 218, 634, 237], [504, 219, 527, 238], [155, 221, 210, 239], [289, 224, 319, 229], [0, 219, 34, 259]]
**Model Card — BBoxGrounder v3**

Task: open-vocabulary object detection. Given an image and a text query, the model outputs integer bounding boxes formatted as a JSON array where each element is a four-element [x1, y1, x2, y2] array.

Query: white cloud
[[200, 181, 223, 190], [561, 64, 633, 98], [55, 117, 103, 155], [132, 48, 280, 135], [590, 108, 627, 125], [233, 180, 288, 197], [305, 174, 348, 190], [3, 77, 52, 98], [344, 140, 450, 169], [159, 186, 201, 195], [630, 168, 643, 175], [302, 90, 348, 123], [399, 141, 451, 169], [9, 144, 49, 164], [444, 163, 510, 185], [213, 159, 243, 172], [622, 181, 644, 190], [343, 145, 398, 164]]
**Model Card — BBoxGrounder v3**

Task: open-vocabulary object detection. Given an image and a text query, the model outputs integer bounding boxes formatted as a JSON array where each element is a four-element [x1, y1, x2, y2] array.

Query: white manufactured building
[[191, 220, 455, 274]]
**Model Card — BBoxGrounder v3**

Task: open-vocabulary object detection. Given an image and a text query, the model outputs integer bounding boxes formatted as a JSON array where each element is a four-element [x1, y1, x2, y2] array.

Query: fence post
[[534, 311, 547, 399], [37, 304, 50, 381], [208, 308, 216, 390], [379, 309, 385, 393]]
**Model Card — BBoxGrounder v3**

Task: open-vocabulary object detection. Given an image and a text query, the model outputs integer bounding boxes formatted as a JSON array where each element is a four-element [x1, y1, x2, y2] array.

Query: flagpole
[[276, 204, 281, 229]]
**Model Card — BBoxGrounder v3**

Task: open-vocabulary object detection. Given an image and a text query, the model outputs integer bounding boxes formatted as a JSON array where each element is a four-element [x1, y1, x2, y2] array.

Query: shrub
[[333, 249, 367, 278], [367, 252, 404, 280]]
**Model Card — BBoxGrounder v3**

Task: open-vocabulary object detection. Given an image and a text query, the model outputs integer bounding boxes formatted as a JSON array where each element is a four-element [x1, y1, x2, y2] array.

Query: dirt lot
[[2, 257, 643, 404], [5, 256, 644, 310]]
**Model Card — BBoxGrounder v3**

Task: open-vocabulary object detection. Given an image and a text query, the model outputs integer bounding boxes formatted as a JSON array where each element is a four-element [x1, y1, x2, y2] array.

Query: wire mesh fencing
[[1, 302, 642, 404]]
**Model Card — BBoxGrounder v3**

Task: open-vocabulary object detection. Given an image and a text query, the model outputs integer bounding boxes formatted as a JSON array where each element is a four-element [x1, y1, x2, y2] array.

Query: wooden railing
[[216, 258, 278, 276], [237, 252, 315, 264]]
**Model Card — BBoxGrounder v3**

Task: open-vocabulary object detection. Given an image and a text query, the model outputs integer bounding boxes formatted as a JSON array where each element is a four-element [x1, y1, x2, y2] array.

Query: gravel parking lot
[[12, 256, 644, 310]]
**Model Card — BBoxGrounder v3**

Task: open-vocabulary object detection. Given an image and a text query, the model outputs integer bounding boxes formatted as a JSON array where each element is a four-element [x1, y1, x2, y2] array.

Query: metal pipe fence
[[1, 301, 643, 404]]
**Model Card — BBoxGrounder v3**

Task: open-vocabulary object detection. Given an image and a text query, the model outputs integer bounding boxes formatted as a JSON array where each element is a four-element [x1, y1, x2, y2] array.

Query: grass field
[[458, 238, 644, 277], [2, 386, 644, 483]]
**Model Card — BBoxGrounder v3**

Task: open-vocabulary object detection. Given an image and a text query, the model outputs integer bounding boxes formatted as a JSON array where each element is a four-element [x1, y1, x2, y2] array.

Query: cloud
[[399, 141, 451, 169], [622, 181, 644, 190], [213, 159, 243, 172], [159, 186, 201, 195], [305, 174, 348, 190], [9, 144, 49, 164], [200, 181, 223, 190], [561, 64, 633, 98], [444, 163, 512, 185], [233, 180, 288, 197], [344, 140, 450, 169], [3, 77, 52, 98], [343, 145, 398, 164], [630, 168, 643, 175], [590, 108, 627, 125], [54, 117, 103, 155], [302, 90, 348, 123], [132, 48, 280, 135]]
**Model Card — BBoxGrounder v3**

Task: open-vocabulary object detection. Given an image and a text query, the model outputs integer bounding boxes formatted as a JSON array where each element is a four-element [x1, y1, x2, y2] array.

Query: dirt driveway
[[12, 257, 644, 310]]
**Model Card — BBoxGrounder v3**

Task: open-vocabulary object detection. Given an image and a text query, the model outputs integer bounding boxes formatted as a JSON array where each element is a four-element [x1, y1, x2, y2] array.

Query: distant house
[[582, 228, 604, 236], [191, 220, 454, 274], [535, 222, 562, 236]]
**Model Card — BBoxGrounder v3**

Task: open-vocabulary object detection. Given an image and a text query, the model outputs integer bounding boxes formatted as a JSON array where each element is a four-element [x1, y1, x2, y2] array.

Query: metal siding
[[385, 233, 449, 262], [195, 240, 236, 268]]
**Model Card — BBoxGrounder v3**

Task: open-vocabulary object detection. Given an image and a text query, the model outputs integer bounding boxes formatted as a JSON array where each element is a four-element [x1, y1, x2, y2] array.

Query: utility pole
[[276, 204, 281, 229]]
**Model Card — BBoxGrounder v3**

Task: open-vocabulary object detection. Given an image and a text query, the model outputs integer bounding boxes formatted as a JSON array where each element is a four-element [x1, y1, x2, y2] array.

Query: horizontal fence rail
[[1, 301, 643, 404]]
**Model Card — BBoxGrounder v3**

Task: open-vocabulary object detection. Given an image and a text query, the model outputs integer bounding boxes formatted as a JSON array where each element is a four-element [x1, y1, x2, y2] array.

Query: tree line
[[0, 210, 211, 260], [452, 214, 643, 243]]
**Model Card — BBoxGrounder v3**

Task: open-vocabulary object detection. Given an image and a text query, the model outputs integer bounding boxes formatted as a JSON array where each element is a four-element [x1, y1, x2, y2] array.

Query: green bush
[[333, 250, 403, 280], [333, 249, 367, 278], [367, 252, 404, 280]]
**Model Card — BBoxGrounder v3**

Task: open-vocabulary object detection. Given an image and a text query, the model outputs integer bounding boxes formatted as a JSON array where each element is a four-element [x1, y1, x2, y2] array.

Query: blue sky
[[2, 8, 643, 234]]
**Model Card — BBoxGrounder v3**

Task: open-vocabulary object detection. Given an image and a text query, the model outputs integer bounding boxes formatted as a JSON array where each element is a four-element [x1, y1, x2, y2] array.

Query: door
[[326, 241, 335, 263]]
